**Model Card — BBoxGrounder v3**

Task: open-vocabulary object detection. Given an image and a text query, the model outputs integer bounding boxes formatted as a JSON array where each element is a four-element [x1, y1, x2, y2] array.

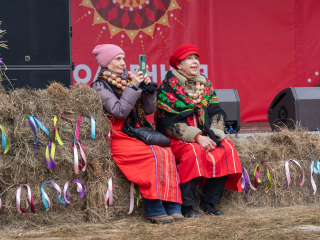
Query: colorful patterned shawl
[[155, 70, 226, 145]]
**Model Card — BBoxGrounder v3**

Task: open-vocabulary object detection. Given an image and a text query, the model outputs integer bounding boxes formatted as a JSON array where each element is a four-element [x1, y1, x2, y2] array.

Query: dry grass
[[1, 205, 320, 239]]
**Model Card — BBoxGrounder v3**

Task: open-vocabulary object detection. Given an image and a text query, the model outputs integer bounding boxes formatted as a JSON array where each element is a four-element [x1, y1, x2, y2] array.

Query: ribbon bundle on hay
[[219, 127, 320, 209], [0, 82, 134, 227]]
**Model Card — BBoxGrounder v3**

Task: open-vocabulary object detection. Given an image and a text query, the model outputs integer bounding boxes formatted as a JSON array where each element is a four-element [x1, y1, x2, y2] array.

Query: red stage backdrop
[[71, 0, 320, 122]]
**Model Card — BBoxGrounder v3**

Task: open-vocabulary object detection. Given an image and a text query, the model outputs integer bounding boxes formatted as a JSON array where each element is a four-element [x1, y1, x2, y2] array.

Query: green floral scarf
[[155, 70, 226, 145]]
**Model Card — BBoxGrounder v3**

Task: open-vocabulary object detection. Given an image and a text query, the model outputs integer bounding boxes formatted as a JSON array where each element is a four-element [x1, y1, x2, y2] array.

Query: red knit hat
[[92, 44, 125, 68], [169, 44, 200, 68]]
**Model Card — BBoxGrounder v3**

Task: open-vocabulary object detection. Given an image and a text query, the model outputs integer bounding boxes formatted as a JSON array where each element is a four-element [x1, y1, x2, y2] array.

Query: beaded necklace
[[101, 70, 134, 90], [189, 82, 205, 104]]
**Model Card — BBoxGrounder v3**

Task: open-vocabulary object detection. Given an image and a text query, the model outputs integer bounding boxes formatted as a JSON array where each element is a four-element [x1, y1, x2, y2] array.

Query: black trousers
[[180, 176, 228, 206]]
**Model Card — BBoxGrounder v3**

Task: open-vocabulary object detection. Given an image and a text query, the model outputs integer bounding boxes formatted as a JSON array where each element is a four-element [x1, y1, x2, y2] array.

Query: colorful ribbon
[[134, 188, 139, 208], [128, 182, 134, 215], [72, 115, 96, 174], [63, 179, 85, 206], [16, 184, 35, 214], [104, 178, 113, 209], [53, 115, 73, 147], [253, 161, 272, 193], [133, 188, 142, 208], [28, 116, 49, 154], [41, 180, 66, 211], [106, 131, 111, 140], [311, 160, 320, 195], [45, 141, 56, 172], [0, 124, 9, 153], [46, 115, 73, 172], [71, 142, 86, 174], [0, 197, 2, 210], [241, 167, 257, 194], [74, 115, 96, 143], [285, 159, 305, 188]]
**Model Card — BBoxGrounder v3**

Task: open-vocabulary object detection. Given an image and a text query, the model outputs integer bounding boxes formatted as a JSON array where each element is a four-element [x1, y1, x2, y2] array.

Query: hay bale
[[2, 81, 320, 227], [1, 82, 109, 187], [0, 82, 136, 226], [7, 81, 320, 225], [218, 127, 320, 209]]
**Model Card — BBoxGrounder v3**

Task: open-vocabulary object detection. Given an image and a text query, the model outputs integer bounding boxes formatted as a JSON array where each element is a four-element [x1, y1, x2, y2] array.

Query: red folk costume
[[168, 120, 242, 191], [92, 44, 182, 223], [109, 116, 182, 203], [92, 71, 182, 204], [156, 70, 242, 192]]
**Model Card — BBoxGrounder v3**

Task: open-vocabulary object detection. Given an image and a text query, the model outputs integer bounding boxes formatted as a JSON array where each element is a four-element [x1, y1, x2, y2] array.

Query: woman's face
[[107, 54, 125, 74], [177, 54, 199, 79]]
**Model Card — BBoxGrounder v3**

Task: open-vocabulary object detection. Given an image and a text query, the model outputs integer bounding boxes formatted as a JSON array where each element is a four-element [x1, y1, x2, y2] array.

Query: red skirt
[[109, 117, 182, 203], [170, 114, 242, 191], [169, 137, 242, 192]]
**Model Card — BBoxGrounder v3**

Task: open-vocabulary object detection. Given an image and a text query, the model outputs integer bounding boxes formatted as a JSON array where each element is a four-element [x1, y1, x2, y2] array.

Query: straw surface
[[218, 127, 320, 209], [1, 82, 320, 228], [0, 82, 135, 227]]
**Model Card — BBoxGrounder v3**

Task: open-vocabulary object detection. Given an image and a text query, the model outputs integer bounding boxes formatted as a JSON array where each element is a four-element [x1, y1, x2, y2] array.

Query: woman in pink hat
[[91, 44, 183, 224], [155, 44, 242, 218]]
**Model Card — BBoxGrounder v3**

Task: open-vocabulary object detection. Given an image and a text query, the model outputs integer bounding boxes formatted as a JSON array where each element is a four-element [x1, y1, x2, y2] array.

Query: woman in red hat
[[91, 44, 183, 224], [155, 44, 242, 217]]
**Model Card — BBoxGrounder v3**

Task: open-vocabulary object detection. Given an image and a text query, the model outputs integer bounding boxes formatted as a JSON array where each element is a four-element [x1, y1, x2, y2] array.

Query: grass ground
[[1, 205, 320, 239]]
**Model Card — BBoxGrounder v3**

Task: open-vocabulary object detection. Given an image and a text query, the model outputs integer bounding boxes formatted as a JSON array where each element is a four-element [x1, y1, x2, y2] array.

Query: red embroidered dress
[[156, 71, 242, 192], [168, 115, 242, 191], [109, 117, 182, 202]]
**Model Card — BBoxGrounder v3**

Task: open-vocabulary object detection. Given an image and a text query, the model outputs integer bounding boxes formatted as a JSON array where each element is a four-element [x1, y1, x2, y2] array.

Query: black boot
[[181, 206, 203, 218], [200, 201, 223, 215]]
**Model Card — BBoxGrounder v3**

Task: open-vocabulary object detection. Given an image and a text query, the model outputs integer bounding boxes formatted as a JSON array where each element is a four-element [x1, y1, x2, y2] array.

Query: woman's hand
[[143, 66, 151, 85], [197, 135, 217, 152], [131, 66, 145, 87]]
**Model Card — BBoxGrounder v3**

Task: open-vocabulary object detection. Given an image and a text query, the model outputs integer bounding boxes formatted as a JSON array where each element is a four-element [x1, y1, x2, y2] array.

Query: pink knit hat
[[92, 44, 125, 68]]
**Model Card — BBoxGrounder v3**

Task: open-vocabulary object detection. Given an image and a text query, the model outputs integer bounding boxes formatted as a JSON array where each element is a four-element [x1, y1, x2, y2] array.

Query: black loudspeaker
[[267, 87, 320, 131], [215, 89, 241, 133], [0, 0, 72, 88]]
